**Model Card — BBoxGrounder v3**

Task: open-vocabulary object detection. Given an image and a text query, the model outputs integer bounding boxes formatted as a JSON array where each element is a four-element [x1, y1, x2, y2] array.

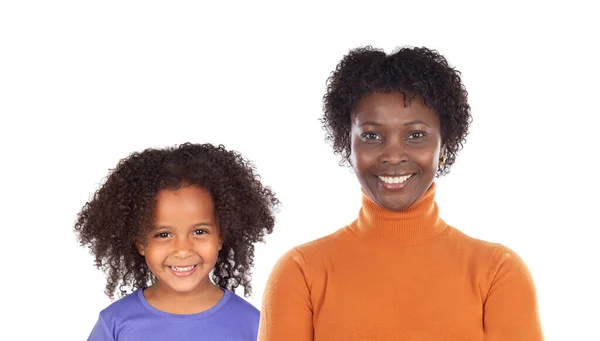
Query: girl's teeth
[[378, 174, 413, 184], [170, 265, 195, 272]]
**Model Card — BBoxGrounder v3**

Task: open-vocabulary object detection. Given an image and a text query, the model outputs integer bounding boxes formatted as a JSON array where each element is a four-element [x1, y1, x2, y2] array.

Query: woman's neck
[[349, 182, 447, 245]]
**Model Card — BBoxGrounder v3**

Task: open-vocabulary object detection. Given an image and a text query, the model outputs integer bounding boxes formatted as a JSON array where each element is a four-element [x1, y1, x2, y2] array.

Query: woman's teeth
[[378, 174, 413, 184]]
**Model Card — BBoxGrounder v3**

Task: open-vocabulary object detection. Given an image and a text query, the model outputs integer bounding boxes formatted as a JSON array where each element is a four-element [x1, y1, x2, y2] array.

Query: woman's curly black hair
[[322, 46, 472, 176], [74, 143, 280, 299]]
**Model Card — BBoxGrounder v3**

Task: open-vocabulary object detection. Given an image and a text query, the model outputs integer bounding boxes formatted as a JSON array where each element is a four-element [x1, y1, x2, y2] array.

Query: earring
[[439, 153, 447, 166]]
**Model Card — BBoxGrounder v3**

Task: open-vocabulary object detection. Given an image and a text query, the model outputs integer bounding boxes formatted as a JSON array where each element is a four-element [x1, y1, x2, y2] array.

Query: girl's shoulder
[[220, 289, 260, 319], [99, 289, 146, 320]]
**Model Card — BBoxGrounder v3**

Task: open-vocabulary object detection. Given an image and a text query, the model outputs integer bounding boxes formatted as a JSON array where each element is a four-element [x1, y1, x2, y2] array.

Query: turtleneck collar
[[349, 182, 447, 245]]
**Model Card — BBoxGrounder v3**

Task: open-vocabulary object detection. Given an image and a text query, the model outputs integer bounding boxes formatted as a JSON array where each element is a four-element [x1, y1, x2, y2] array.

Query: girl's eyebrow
[[191, 222, 214, 228], [152, 222, 214, 230]]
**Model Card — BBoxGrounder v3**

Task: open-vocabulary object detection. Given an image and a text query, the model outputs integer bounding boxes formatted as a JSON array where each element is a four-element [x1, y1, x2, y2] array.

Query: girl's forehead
[[154, 187, 215, 220]]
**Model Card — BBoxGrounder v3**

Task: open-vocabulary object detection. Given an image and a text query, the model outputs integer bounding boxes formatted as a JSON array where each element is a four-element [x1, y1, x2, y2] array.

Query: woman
[[258, 46, 543, 340]]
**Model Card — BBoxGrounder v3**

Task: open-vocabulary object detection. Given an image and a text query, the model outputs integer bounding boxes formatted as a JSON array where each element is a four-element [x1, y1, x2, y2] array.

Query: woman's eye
[[361, 132, 381, 141], [408, 132, 425, 139], [193, 229, 208, 235], [155, 232, 170, 238]]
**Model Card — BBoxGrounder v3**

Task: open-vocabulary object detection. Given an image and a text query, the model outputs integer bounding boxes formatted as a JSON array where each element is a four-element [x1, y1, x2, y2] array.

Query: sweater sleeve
[[258, 248, 314, 341], [483, 246, 543, 341]]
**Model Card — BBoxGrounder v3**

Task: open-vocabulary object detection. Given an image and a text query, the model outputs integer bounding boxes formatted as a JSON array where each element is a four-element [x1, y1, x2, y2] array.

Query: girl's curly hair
[[322, 46, 472, 176], [74, 143, 280, 299]]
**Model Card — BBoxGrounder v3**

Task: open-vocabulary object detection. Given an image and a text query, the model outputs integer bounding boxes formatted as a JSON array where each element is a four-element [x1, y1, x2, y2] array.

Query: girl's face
[[137, 186, 222, 296], [349, 91, 442, 211]]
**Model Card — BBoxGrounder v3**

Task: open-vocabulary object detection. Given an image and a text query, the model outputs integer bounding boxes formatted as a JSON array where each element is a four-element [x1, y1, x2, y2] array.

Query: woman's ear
[[437, 145, 448, 170]]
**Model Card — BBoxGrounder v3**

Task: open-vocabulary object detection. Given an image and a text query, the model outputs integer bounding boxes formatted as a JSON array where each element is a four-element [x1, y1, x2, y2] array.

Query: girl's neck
[[143, 279, 224, 315]]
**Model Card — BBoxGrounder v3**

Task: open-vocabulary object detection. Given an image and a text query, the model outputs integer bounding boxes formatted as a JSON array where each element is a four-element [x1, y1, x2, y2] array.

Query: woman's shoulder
[[291, 226, 352, 257], [268, 226, 354, 275], [445, 226, 528, 267]]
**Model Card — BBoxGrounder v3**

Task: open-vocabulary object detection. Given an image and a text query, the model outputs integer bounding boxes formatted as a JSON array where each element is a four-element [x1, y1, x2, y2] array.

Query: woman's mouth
[[378, 174, 414, 184], [377, 174, 415, 190]]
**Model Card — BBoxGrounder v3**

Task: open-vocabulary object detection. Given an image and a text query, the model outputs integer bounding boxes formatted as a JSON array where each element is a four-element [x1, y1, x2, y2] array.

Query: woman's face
[[349, 91, 442, 211]]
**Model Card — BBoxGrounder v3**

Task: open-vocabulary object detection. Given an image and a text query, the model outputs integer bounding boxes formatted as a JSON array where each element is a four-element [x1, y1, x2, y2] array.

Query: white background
[[1, 1, 598, 340]]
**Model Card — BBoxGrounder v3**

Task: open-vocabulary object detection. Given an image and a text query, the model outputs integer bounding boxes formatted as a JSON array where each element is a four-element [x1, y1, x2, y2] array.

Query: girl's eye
[[193, 229, 208, 235], [155, 232, 170, 238], [361, 132, 381, 141]]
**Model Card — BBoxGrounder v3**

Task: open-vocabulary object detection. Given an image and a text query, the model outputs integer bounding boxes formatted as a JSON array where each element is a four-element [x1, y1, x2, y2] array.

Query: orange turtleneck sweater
[[258, 183, 543, 340]]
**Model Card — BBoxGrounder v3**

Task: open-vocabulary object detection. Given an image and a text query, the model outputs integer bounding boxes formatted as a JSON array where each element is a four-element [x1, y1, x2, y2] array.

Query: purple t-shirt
[[88, 288, 259, 341]]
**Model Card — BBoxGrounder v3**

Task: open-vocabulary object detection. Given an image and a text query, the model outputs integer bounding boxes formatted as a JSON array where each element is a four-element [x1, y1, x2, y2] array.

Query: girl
[[75, 142, 279, 341], [258, 46, 543, 340]]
